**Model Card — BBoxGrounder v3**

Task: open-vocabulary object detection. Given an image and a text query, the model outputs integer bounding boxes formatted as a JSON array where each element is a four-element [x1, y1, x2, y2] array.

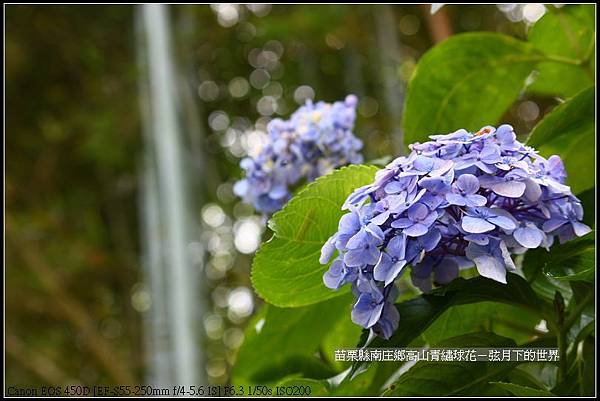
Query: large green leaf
[[527, 5, 595, 97], [422, 302, 542, 346], [231, 294, 352, 385], [543, 238, 595, 283], [366, 273, 543, 351], [512, 363, 559, 391], [526, 86, 595, 194], [346, 274, 544, 381], [321, 304, 364, 371], [383, 332, 518, 396], [523, 236, 595, 286], [275, 360, 404, 397], [251, 165, 378, 307], [490, 382, 555, 397], [332, 361, 402, 396], [528, 63, 593, 98], [403, 32, 541, 144], [523, 248, 573, 304], [529, 5, 595, 62]]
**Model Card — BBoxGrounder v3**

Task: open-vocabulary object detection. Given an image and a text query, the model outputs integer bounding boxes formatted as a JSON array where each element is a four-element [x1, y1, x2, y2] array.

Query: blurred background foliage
[[5, 3, 587, 388]]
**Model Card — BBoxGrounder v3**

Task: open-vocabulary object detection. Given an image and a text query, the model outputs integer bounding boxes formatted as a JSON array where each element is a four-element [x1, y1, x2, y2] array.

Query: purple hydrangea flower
[[351, 290, 385, 328], [374, 234, 407, 285], [466, 238, 516, 283], [235, 95, 363, 215], [446, 174, 487, 207], [391, 203, 438, 237], [320, 124, 591, 339], [323, 258, 357, 290], [461, 206, 517, 234]]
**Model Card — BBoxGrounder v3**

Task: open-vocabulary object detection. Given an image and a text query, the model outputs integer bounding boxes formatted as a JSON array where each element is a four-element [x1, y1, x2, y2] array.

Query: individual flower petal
[[445, 192, 469, 206], [344, 241, 381, 267], [523, 178, 542, 201], [513, 225, 544, 248], [488, 214, 517, 231], [492, 180, 526, 198], [323, 259, 346, 289], [572, 221, 592, 237], [462, 216, 495, 233], [464, 233, 490, 245], [466, 194, 487, 207], [403, 223, 430, 237], [408, 203, 429, 221], [466, 241, 508, 283], [351, 292, 385, 328], [374, 254, 407, 285], [455, 174, 480, 194], [373, 301, 400, 339], [320, 236, 336, 264]]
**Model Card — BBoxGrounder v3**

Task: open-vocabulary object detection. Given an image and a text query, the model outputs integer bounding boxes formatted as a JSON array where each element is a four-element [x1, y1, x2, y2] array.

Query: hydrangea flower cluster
[[320, 124, 591, 339], [234, 95, 364, 215]]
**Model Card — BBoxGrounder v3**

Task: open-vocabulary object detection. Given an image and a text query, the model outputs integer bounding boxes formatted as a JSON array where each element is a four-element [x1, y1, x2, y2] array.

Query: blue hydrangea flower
[[445, 174, 487, 207], [320, 124, 591, 339], [461, 206, 517, 234], [234, 95, 364, 215], [374, 234, 407, 285]]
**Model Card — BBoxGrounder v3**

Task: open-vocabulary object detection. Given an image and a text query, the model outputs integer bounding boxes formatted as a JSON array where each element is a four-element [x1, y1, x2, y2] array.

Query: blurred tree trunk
[[137, 4, 203, 387], [420, 4, 453, 43]]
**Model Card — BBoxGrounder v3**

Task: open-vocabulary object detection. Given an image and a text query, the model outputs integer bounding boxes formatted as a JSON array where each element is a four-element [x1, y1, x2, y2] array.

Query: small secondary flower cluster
[[320, 125, 591, 339], [234, 95, 364, 215]]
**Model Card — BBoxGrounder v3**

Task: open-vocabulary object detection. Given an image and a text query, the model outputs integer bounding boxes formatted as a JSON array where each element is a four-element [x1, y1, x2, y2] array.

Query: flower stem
[[557, 328, 568, 383], [553, 291, 568, 382]]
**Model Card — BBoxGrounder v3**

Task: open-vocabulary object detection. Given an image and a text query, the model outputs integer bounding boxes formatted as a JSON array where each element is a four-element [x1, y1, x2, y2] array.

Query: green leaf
[[529, 5, 595, 62], [512, 363, 559, 391], [403, 32, 541, 144], [523, 236, 595, 285], [366, 273, 542, 351], [383, 332, 518, 396], [422, 302, 542, 346], [231, 294, 352, 385], [566, 281, 594, 345], [332, 362, 401, 396], [251, 164, 378, 307], [543, 238, 595, 282], [348, 274, 544, 380], [321, 304, 364, 371], [523, 249, 573, 304], [527, 63, 592, 98], [490, 382, 556, 397], [527, 5, 595, 97], [526, 86, 595, 194], [421, 303, 493, 346]]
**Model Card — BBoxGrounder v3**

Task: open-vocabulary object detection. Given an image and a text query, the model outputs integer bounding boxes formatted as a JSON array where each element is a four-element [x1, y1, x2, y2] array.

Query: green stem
[[542, 54, 584, 66], [551, 290, 593, 383], [557, 328, 568, 382], [549, 291, 568, 383]]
